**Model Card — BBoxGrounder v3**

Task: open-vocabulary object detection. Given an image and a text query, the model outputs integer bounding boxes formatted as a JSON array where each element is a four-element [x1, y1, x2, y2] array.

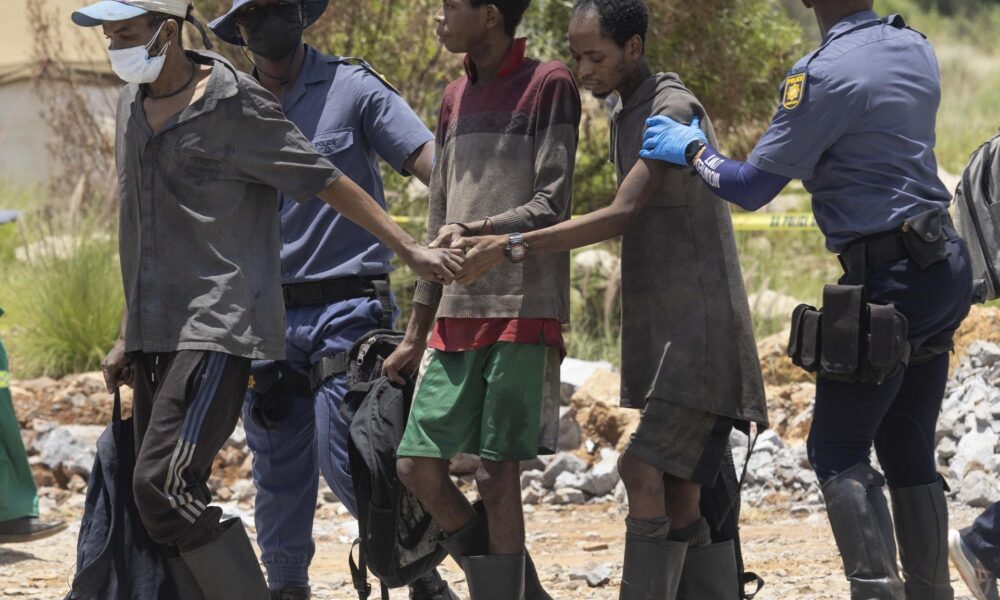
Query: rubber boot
[[462, 552, 526, 600], [439, 504, 551, 600], [166, 556, 205, 600], [890, 480, 955, 600], [676, 541, 741, 600], [180, 518, 270, 600], [619, 533, 687, 600], [821, 463, 905, 599]]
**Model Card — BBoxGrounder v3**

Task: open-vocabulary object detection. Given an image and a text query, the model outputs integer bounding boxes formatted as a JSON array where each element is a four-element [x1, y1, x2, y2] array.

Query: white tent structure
[[0, 0, 118, 186]]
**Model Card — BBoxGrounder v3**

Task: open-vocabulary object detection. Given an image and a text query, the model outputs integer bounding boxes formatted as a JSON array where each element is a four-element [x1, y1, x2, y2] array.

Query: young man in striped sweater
[[382, 0, 580, 597]]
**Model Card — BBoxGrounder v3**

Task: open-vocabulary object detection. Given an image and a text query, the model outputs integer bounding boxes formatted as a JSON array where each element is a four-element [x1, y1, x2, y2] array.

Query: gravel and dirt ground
[[0, 497, 981, 599]]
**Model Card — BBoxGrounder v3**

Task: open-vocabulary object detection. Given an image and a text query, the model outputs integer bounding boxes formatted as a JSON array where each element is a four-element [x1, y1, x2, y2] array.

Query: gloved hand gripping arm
[[639, 115, 791, 211]]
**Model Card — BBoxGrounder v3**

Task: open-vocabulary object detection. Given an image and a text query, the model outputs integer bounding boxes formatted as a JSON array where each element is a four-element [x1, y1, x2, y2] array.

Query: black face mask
[[239, 3, 305, 60]]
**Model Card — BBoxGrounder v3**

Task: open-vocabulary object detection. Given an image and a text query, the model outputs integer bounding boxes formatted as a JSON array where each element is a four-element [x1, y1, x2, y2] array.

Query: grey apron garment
[[611, 72, 768, 428], [65, 389, 179, 600]]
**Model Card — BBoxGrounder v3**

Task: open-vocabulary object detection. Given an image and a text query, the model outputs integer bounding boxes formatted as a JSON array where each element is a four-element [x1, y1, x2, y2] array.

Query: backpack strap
[[349, 538, 373, 600]]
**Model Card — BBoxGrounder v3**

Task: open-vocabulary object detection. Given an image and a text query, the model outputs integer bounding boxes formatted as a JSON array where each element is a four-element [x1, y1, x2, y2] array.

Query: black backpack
[[954, 129, 1000, 303], [340, 330, 448, 600]]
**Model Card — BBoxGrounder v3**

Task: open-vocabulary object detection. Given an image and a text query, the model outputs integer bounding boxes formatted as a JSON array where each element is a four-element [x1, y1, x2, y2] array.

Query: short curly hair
[[573, 0, 649, 49], [470, 0, 532, 37]]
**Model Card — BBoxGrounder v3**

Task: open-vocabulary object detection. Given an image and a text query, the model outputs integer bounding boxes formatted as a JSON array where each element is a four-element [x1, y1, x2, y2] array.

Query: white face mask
[[108, 22, 170, 84]]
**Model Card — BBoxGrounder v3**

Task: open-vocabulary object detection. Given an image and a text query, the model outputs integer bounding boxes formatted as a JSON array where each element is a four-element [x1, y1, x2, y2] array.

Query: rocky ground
[[3, 305, 1000, 598]]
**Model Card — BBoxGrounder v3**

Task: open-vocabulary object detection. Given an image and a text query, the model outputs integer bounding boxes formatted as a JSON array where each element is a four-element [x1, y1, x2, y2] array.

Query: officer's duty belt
[[282, 275, 394, 392], [837, 230, 909, 275], [282, 275, 390, 307], [838, 213, 955, 284]]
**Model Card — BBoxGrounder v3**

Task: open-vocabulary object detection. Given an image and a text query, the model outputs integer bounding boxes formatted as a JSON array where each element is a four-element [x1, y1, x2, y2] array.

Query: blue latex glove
[[639, 115, 708, 166]]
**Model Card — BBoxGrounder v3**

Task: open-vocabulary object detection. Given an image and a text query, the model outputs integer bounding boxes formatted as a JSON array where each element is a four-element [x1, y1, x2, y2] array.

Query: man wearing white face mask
[[70, 2, 464, 599]]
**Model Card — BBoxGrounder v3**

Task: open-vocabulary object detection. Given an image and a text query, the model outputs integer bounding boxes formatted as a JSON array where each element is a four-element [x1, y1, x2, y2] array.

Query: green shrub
[[0, 223, 123, 378]]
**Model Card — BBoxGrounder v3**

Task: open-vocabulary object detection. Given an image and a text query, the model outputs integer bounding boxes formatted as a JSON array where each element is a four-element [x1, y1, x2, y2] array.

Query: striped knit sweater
[[413, 39, 581, 322]]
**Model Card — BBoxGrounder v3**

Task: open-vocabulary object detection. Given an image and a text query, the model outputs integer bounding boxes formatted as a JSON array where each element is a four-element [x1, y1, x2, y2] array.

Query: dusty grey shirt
[[115, 51, 342, 360], [612, 73, 768, 428]]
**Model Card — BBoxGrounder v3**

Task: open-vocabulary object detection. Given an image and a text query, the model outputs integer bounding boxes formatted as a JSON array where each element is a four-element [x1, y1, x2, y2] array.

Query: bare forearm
[[319, 176, 417, 257], [117, 305, 129, 340], [404, 141, 435, 188], [403, 300, 439, 343], [524, 159, 660, 254], [523, 205, 630, 254]]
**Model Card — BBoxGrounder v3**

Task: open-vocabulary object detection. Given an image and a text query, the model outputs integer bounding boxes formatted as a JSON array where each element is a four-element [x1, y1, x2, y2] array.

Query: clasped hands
[[423, 223, 508, 286]]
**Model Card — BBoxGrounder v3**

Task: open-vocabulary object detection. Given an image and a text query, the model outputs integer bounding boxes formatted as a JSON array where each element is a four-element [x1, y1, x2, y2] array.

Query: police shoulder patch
[[782, 72, 808, 111], [340, 57, 401, 96]]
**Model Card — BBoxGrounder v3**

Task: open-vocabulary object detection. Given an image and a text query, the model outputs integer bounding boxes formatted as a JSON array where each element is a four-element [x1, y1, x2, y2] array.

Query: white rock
[[958, 471, 1000, 508], [231, 479, 256, 502], [950, 428, 998, 479], [579, 452, 620, 497], [520, 470, 544, 490], [569, 563, 612, 587], [37, 425, 104, 478], [553, 487, 587, 505], [755, 429, 786, 454], [554, 471, 585, 490], [542, 453, 588, 489], [968, 341, 1000, 368], [523, 486, 544, 505]]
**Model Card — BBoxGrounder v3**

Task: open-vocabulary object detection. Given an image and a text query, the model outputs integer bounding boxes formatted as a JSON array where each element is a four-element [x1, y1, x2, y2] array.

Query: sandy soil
[[1, 498, 981, 599]]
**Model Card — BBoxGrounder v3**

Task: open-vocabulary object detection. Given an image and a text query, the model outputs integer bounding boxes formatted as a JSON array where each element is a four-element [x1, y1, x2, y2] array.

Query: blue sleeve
[[356, 70, 435, 175], [747, 67, 863, 180], [694, 145, 790, 211]]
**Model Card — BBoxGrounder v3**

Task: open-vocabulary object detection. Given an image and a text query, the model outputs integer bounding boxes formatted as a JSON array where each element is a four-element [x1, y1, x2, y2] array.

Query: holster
[[901, 209, 951, 270], [788, 285, 910, 385]]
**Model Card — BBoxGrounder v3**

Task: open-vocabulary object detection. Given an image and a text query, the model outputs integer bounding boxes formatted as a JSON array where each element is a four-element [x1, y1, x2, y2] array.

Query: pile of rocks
[[11, 304, 1000, 516], [936, 340, 1000, 507]]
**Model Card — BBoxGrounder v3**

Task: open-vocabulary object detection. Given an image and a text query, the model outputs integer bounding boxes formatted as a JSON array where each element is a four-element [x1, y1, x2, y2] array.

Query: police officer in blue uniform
[[209, 1, 455, 599], [639, 1, 972, 598]]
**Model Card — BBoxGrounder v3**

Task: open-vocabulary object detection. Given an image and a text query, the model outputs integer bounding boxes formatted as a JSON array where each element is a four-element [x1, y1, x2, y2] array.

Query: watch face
[[510, 245, 527, 261]]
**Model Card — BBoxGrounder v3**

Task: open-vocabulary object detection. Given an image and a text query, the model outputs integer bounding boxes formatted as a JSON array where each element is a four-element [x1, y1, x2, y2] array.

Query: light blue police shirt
[[278, 45, 434, 282], [748, 10, 952, 252]]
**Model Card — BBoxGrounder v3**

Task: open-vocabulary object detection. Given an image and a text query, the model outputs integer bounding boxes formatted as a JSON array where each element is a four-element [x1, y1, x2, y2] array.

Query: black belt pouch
[[819, 284, 865, 380], [901, 209, 951, 269]]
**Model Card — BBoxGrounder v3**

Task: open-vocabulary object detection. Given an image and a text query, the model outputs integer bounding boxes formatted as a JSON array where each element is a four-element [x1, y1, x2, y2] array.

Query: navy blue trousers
[[244, 296, 394, 589], [807, 236, 973, 488]]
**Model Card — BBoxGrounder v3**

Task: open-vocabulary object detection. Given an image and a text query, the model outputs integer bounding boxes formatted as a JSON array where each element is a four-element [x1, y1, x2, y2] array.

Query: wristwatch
[[685, 141, 706, 166], [505, 233, 529, 263]]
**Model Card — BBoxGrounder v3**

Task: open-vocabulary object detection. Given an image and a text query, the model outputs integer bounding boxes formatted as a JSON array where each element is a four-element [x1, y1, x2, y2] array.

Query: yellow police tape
[[390, 212, 820, 232]]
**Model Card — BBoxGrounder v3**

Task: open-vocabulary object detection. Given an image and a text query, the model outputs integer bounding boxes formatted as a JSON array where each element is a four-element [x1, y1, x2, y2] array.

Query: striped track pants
[[130, 350, 250, 552]]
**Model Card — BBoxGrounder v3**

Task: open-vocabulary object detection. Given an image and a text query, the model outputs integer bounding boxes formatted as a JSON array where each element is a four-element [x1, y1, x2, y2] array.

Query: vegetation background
[[0, 0, 997, 376]]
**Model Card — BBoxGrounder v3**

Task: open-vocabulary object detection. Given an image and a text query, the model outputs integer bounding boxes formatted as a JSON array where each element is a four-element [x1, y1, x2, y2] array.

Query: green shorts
[[397, 343, 546, 462]]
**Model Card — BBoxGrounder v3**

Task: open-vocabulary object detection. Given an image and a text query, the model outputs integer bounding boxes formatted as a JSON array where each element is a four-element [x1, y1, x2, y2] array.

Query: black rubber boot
[[890, 480, 955, 600], [167, 556, 205, 600], [440, 511, 490, 564], [676, 541, 741, 600], [821, 463, 905, 599], [463, 552, 526, 600], [269, 586, 311, 600], [619, 533, 687, 600], [439, 505, 551, 600], [409, 568, 459, 600], [180, 518, 270, 600]]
